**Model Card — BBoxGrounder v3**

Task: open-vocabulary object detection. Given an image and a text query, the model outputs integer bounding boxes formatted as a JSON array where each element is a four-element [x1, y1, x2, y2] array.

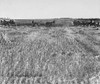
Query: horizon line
[[0, 17, 100, 20]]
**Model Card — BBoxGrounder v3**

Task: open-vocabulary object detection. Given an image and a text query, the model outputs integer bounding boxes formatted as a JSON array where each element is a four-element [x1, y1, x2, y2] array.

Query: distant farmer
[[32, 20, 36, 26], [46, 20, 55, 27]]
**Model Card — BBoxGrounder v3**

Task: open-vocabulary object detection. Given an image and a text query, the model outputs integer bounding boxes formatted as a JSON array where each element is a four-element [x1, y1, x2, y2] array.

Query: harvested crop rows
[[0, 25, 100, 84]]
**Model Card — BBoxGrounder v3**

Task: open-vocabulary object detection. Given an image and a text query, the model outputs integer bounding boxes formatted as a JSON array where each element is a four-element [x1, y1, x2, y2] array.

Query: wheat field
[[0, 19, 100, 84]]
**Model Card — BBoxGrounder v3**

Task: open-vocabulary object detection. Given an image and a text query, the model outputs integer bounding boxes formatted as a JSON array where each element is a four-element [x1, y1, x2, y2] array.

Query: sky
[[0, 0, 100, 19]]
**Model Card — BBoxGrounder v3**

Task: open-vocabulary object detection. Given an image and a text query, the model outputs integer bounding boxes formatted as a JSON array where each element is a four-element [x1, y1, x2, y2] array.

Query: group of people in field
[[0, 19, 16, 26], [73, 19, 100, 27], [32, 20, 55, 27], [0, 19, 56, 27]]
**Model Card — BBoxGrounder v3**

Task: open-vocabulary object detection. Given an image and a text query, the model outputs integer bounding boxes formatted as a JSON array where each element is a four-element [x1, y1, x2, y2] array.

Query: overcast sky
[[0, 0, 100, 19]]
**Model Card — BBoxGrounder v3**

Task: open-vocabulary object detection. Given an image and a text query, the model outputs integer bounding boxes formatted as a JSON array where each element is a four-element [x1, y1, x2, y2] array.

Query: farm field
[[0, 18, 100, 84]]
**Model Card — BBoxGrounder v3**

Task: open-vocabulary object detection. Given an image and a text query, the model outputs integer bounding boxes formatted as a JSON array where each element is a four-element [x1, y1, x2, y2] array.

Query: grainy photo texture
[[0, 0, 100, 84]]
